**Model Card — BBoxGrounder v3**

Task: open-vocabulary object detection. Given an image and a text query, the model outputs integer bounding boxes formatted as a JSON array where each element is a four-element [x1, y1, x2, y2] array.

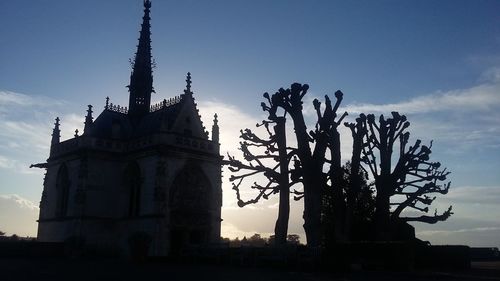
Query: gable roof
[[86, 93, 207, 141]]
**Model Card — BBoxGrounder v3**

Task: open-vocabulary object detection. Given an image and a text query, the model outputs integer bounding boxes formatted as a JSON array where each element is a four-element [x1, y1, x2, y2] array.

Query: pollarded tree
[[269, 84, 347, 246], [227, 83, 347, 247], [310, 92, 349, 241], [265, 83, 323, 246], [224, 97, 298, 246], [360, 112, 453, 240], [344, 114, 368, 240]]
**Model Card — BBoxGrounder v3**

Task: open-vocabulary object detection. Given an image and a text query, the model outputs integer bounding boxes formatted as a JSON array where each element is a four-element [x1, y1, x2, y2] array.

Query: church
[[36, 0, 222, 256]]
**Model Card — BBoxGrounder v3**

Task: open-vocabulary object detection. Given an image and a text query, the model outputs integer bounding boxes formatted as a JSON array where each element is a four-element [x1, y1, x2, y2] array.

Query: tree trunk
[[274, 118, 289, 246], [330, 130, 346, 242], [375, 131, 393, 241], [345, 127, 363, 241], [289, 109, 322, 247], [303, 176, 322, 247], [374, 183, 391, 241]]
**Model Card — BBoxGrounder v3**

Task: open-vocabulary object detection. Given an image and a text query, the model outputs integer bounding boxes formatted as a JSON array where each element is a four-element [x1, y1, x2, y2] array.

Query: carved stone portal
[[169, 164, 213, 253]]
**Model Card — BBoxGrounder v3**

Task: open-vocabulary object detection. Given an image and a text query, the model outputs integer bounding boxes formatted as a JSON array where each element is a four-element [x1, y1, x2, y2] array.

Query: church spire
[[128, 0, 154, 117]]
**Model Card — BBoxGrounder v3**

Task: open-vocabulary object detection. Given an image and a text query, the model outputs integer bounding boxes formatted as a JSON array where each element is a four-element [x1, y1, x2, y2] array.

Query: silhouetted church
[[36, 0, 222, 256]]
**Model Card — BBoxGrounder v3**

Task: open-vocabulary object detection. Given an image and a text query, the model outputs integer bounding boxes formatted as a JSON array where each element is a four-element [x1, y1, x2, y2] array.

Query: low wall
[[0, 241, 65, 258]]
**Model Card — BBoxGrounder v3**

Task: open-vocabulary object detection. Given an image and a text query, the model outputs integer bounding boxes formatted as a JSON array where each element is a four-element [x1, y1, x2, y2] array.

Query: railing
[[102, 95, 182, 114], [150, 96, 182, 112], [106, 103, 128, 114]]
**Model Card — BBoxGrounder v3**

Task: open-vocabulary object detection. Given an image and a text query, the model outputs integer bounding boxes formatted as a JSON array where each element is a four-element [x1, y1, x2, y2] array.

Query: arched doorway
[[169, 164, 212, 255]]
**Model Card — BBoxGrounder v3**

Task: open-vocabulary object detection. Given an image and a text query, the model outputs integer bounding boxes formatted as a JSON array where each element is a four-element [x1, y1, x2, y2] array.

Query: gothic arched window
[[55, 164, 70, 217], [124, 162, 142, 217], [170, 164, 211, 217]]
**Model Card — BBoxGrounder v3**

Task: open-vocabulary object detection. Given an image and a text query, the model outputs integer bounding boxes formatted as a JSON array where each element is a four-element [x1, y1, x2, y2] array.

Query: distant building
[[35, 0, 222, 256]]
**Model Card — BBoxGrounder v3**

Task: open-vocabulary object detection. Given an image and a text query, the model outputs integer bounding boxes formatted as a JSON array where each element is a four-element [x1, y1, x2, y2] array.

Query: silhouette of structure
[[225, 98, 293, 246], [359, 112, 452, 240], [35, 0, 222, 256]]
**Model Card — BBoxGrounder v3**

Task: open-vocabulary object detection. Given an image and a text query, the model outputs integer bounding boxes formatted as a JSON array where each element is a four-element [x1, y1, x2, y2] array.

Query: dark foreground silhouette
[[0, 257, 499, 281]]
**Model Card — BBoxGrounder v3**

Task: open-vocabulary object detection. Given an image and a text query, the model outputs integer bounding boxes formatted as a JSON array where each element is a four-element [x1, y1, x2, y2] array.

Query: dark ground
[[0, 258, 499, 281]]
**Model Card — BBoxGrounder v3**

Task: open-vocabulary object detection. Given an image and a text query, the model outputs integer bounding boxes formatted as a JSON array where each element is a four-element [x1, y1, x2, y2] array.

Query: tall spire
[[128, 0, 154, 117]]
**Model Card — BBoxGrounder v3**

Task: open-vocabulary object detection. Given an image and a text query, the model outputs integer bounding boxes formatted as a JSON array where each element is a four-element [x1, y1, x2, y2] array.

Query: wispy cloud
[[0, 155, 40, 174], [411, 184, 500, 247], [444, 186, 500, 205], [416, 225, 500, 247], [198, 100, 266, 156], [0, 194, 39, 211], [479, 67, 500, 83], [0, 91, 82, 174], [337, 74, 500, 155], [0, 155, 10, 169], [0, 90, 65, 108], [0, 194, 38, 237], [342, 83, 500, 115], [417, 226, 500, 236]]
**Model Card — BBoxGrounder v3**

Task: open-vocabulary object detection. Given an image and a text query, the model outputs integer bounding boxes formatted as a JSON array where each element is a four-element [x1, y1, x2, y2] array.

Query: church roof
[[88, 93, 192, 140], [46, 1, 218, 159]]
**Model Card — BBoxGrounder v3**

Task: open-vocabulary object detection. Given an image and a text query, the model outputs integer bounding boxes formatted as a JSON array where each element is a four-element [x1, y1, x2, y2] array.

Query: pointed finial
[[212, 113, 219, 143], [74, 129, 79, 137], [51, 117, 61, 147], [105, 97, 110, 109], [184, 72, 192, 94], [144, 0, 152, 9], [84, 105, 93, 134]]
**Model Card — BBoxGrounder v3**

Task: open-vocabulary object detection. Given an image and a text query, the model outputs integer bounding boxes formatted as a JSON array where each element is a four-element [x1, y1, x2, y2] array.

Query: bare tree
[[227, 83, 453, 245], [226, 83, 348, 247], [224, 96, 297, 245], [344, 115, 368, 240], [264, 83, 322, 246], [310, 91, 348, 242], [268, 84, 347, 246], [360, 112, 452, 240]]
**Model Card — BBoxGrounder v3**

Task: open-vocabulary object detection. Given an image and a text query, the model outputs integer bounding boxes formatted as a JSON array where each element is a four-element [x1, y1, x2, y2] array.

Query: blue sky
[[0, 0, 499, 247]]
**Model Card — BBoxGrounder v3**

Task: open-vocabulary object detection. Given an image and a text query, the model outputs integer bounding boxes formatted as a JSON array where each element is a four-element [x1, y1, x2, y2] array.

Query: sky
[[0, 0, 499, 247]]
